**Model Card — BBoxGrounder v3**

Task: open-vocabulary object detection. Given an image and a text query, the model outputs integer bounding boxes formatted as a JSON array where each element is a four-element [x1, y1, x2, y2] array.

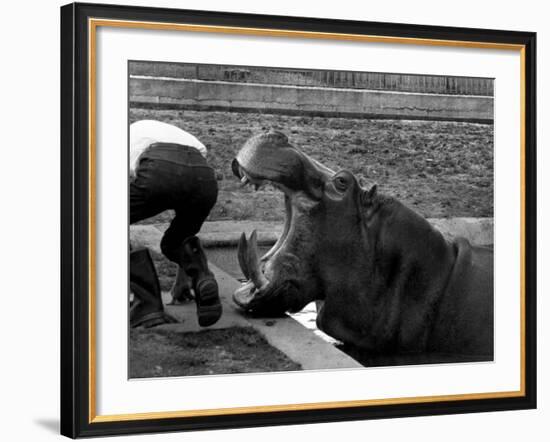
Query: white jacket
[[129, 120, 207, 177]]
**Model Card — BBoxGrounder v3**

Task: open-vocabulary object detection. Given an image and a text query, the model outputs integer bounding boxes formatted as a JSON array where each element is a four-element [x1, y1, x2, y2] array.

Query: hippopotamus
[[232, 130, 493, 360]]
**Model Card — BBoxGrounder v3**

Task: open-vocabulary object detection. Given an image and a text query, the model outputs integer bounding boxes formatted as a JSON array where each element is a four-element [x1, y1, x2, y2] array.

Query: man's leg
[[168, 267, 194, 304], [160, 176, 221, 327], [179, 235, 221, 327], [159, 210, 199, 306], [130, 160, 170, 224], [130, 248, 177, 327], [129, 160, 174, 327]]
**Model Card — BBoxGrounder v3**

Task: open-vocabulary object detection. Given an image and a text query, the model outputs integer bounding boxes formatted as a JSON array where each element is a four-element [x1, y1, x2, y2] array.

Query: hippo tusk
[[247, 230, 269, 289], [237, 232, 250, 280]]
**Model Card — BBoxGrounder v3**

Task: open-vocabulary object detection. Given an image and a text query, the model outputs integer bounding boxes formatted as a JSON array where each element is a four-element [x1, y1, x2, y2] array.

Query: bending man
[[129, 119, 222, 328]]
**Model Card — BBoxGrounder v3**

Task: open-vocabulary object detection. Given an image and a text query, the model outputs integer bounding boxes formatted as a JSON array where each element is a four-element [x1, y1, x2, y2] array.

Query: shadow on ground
[[34, 418, 59, 434]]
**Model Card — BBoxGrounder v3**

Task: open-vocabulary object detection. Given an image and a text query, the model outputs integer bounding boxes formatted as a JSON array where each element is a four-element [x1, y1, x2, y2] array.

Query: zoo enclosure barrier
[[130, 62, 494, 96]]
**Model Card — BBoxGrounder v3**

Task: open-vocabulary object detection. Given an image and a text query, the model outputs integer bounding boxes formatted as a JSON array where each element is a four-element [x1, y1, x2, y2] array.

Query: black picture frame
[[60, 2, 537, 438]]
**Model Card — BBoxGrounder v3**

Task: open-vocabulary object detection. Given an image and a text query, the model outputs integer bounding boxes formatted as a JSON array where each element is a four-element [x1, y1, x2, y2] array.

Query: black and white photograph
[[128, 61, 495, 378]]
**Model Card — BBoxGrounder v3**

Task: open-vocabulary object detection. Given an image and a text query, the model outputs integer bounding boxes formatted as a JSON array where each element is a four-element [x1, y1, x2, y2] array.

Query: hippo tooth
[[237, 232, 250, 280], [241, 176, 249, 185]]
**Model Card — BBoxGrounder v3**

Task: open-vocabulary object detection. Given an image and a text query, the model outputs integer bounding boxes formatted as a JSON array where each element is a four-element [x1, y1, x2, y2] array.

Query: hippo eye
[[334, 175, 348, 192]]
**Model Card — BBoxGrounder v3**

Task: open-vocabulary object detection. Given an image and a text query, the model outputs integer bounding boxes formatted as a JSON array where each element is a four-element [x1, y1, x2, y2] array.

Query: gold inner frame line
[[88, 17, 527, 423]]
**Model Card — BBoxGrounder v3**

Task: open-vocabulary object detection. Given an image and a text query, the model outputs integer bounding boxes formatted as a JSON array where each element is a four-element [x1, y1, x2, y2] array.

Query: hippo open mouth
[[231, 130, 334, 315]]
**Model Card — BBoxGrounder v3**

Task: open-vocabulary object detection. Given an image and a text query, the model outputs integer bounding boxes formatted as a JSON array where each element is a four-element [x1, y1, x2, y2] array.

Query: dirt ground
[[130, 107, 494, 224], [130, 326, 301, 378]]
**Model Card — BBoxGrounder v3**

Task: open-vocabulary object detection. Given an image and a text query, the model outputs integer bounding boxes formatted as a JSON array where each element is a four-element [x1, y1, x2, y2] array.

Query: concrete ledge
[[130, 76, 493, 123], [134, 217, 493, 250], [430, 217, 493, 246]]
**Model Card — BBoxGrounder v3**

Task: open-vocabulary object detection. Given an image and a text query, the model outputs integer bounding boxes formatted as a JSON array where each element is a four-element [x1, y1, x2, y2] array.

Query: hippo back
[[429, 238, 494, 357]]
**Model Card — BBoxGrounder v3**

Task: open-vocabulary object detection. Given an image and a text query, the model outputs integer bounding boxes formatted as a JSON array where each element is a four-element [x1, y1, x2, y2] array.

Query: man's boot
[[168, 266, 194, 305], [179, 236, 222, 327], [130, 248, 176, 328]]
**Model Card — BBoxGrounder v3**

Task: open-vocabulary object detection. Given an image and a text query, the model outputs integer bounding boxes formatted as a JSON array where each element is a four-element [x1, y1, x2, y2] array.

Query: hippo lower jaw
[[233, 276, 302, 316]]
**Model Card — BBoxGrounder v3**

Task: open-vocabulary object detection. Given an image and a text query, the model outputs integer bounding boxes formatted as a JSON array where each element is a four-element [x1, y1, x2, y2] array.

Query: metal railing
[[129, 62, 494, 96]]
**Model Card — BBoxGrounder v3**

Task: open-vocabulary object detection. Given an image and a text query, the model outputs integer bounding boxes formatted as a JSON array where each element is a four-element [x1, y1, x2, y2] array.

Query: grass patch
[[130, 326, 302, 377]]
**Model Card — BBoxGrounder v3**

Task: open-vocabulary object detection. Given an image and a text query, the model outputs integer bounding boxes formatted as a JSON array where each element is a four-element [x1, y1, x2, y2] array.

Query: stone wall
[[129, 76, 493, 123]]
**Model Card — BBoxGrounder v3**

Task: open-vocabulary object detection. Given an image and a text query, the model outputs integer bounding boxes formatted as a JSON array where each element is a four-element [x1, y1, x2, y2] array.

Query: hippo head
[[232, 130, 378, 317]]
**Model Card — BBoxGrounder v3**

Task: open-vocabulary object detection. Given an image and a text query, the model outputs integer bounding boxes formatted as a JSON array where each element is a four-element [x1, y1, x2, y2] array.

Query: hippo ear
[[361, 184, 378, 206], [368, 184, 378, 198], [265, 130, 290, 147]]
